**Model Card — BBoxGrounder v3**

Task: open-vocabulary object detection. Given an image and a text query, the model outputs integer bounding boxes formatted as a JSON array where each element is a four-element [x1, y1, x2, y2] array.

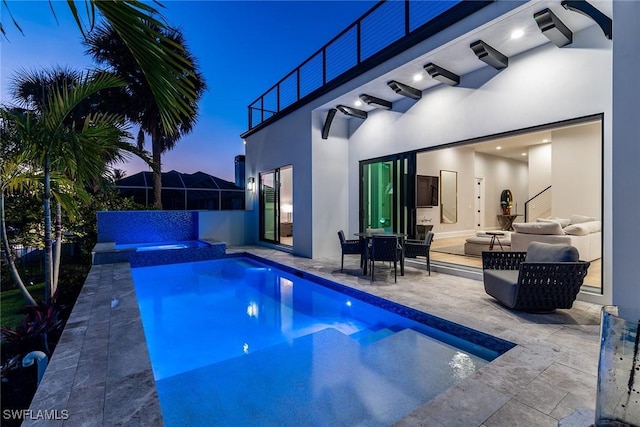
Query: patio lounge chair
[[337, 230, 363, 273], [369, 235, 402, 282], [482, 242, 590, 312], [404, 230, 434, 275]]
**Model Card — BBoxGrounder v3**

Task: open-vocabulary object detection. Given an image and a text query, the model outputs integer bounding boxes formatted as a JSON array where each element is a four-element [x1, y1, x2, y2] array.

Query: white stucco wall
[[474, 152, 528, 228], [612, 0, 640, 306], [552, 122, 602, 219], [311, 110, 351, 258], [528, 144, 552, 200], [198, 211, 251, 246], [244, 108, 313, 257]]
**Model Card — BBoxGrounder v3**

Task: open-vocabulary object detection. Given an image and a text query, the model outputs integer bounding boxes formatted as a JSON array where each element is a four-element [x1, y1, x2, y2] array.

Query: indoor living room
[[419, 117, 602, 290]]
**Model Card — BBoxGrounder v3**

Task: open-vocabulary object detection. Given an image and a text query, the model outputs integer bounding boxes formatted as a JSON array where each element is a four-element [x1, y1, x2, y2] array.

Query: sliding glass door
[[260, 171, 278, 242], [259, 166, 293, 245], [360, 154, 416, 237]]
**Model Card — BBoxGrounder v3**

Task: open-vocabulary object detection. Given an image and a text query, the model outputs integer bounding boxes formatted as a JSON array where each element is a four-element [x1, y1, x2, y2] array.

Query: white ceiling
[[320, 0, 611, 111], [318, 0, 611, 161]]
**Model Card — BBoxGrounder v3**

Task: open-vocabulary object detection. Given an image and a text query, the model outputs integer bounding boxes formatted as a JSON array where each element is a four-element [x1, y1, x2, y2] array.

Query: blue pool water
[[132, 256, 513, 426], [115, 240, 210, 251]]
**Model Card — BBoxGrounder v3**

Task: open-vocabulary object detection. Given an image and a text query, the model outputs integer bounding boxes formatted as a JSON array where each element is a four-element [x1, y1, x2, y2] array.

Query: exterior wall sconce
[[359, 94, 393, 110], [322, 108, 337, 139], [247, 177, 256, 192], [336, 104, 368, 119], [387, 80, 422, 100], [424, 63, 460, 86], [470, 40, 509, 70], [534, 8, 573, 47]]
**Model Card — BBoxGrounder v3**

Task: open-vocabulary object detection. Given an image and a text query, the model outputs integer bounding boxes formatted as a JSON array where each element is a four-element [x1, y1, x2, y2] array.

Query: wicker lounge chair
[[482, 242, 590, 312]]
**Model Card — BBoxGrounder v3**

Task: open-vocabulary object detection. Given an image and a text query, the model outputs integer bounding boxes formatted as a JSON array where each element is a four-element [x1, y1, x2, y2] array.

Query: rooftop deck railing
[[245, 0, 491, 133]]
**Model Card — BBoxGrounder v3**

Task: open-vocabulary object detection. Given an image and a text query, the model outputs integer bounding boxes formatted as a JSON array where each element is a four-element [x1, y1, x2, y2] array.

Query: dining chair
[[369, 235, 402, 282], [337, 230, 363, 272], [404, 231, 434, 275]]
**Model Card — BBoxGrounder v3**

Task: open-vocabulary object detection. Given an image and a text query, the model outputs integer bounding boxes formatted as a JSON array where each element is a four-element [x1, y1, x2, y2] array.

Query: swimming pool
[[132, 255, 514, 426]]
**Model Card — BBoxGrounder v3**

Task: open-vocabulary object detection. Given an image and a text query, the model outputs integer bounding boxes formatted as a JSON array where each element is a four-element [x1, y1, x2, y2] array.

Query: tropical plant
[[3, 68, 149, 302], [0, 297, 64, 357], [1, 0, 199, 133], [0, 134, 40, 306], [85, 22, 206, 209], [110, 168, 127, 182]]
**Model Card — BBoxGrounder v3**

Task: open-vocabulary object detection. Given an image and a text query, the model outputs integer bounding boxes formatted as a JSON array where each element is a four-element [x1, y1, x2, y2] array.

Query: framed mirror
[[440, 170, 457, 224]]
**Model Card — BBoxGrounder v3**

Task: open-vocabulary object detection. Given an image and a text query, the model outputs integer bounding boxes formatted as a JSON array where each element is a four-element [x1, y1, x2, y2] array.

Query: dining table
[[354, 231, 407, 276]]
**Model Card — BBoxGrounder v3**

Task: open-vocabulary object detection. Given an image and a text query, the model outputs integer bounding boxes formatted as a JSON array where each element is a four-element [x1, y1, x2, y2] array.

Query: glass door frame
[[359, 153, 417, 237], [259, 165, 293, 246], [259, 169, 280, 244]]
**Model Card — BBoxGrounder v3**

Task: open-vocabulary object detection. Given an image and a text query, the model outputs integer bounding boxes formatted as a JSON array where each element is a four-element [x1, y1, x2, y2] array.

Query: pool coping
[[24, 250, 595, 426], [23, 262, 163, 426]]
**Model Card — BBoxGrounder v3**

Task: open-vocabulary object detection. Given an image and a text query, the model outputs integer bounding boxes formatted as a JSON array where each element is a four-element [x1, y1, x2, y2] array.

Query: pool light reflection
[[247, 302, 259, 318]]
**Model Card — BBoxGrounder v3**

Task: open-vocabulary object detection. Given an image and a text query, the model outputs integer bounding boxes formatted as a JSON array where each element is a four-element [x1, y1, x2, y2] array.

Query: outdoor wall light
[[336, 104, 367, 120], [424, 63, 460, 86], [359, 94, 393, 110], [387, 80, 422, 100], [247, 177, 255, 192], [470, 40, 509, 70], [561, 0, 612, 39], [534, 8, 573, 47], [321, 108, 337, 140]]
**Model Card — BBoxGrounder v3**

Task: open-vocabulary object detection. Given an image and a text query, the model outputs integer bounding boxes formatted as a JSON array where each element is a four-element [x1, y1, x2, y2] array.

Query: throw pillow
[[513, 222, 564, 235], [570, 214, 597, 224], [537, 217, 571, 227], [564, 220, 601, 236], [525, 242, 579, 262]]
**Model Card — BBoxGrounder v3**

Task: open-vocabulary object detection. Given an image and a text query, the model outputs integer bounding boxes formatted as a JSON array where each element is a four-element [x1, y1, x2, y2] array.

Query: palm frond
[[90, 1, 198, 133]]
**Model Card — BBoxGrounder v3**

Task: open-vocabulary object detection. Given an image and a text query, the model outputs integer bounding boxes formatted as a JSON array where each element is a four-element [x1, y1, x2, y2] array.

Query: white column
[[612, 0, 640, 306]]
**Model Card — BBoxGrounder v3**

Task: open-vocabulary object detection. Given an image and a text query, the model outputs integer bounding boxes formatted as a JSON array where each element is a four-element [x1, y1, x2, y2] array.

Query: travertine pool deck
[[26, 246, 601, 426]]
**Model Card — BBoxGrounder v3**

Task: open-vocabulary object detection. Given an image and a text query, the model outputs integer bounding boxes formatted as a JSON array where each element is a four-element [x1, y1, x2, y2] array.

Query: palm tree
[[1, 0, 199, 134], [0, 125, 40, 306], [85, 23, 206, 209], [4, 69, 147, 301], [111, 168, 127, 182]]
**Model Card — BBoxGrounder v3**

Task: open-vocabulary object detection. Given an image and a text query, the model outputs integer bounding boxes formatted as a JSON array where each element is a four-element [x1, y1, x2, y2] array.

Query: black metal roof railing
[[244, 0, 493, 135]]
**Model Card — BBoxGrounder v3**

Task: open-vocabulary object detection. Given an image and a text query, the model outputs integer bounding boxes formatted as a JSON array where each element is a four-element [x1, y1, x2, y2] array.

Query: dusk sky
[[1, 0, 376, 182]]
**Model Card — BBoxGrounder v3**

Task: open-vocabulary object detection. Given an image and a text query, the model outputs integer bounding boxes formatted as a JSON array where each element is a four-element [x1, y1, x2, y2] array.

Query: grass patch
[[0, 284, 45, 330]]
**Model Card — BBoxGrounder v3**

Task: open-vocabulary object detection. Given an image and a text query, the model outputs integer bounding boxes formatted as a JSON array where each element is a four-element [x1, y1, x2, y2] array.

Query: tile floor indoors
[[26, 246, 602, 426]]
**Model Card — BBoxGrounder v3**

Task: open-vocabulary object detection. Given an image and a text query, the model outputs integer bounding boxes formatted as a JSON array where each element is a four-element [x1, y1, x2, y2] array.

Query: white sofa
[[510, 216, 601, 262]]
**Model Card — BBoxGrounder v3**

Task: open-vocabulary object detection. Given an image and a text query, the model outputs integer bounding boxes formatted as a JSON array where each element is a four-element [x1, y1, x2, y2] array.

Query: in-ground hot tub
[[92, 239, 226, 266]]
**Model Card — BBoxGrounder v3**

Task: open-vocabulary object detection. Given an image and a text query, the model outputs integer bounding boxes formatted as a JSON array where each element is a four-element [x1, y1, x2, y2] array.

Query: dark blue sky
[[1, 0, 376, 181]]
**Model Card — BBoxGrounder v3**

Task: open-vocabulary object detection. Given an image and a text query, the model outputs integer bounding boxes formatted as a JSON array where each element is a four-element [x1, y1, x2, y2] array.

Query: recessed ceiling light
[[521, 152, 527, 156], [511, 29, 525, 39], [543, 138, 550, 143], [413, 73, 423, 82], [496, 146, 502, 150], [354, 99, 362, 107]]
